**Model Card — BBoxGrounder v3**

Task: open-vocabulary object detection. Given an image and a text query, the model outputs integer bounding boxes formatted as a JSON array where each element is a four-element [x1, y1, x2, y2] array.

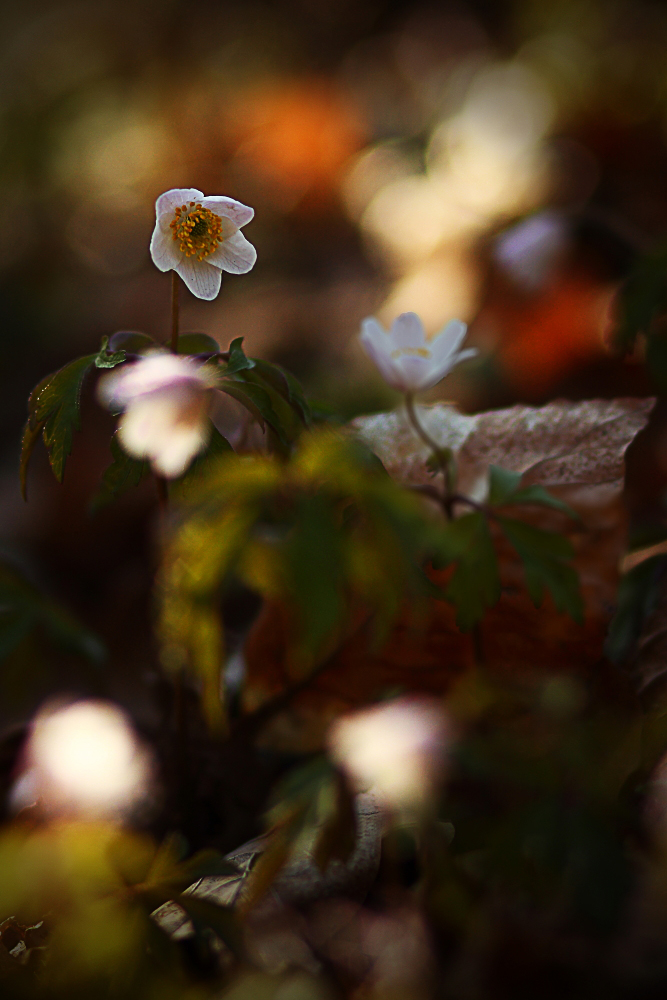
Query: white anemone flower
[[98, 352, 219, 478], [150, 187, 256, 300], [11, 699, 153, 820], [327, 697, 451, 812], [360, 312, 476, 393]]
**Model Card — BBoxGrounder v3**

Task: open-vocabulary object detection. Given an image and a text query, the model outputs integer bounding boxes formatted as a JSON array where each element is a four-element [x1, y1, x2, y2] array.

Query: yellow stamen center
[[169, 201, 224, 261], [391, 347, 430, 359]]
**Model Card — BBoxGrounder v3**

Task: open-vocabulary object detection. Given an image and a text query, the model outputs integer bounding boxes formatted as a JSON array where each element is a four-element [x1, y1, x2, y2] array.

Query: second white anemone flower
[[97, 352, 219, 478], [150, 187, 256, 300], [360, 312, 476, 393]]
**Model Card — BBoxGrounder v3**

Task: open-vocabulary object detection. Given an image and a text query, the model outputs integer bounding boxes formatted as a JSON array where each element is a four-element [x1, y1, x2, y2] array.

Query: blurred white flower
[[150, 187, 256, 300], [11, 700, 153, 820], [360, 312, 476, 393], [98, 351, 219, 477], [327, 697, 451, 811]]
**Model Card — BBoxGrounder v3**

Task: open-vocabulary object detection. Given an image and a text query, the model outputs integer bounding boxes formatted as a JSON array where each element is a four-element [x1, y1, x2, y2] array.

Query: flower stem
[[170, 271, 180, 353], [404, 392, 453, 519]]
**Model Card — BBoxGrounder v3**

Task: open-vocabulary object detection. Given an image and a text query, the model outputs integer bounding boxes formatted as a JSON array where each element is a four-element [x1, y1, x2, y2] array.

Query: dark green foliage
[[287, 495, 344, 652], [219, 379, 288, 446], [498, 516, 584, 621], [605, 554, 667, 664], [90, 432, 149, 513], [0, 558, 106, 666], [175, 333, 220, 355], [221, 336, 256, 376], [20, 354, 97, 497], [432, 512, 501, 631], [488, 464, 577, 517], [94, 335, 127, 369], [614, 241, 667, 353]]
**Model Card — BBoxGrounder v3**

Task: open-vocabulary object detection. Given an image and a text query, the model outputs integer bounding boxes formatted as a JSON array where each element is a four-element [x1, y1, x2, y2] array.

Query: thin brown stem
[[170, 271, 180, 353]]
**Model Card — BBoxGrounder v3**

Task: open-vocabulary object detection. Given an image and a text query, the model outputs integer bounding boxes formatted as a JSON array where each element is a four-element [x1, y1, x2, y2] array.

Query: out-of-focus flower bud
[[359, 312, 476, 393], [10, 699, 153, 821], [326, 697, 451, 812], [97, 351, 219, 477], [150, 188, 256, 300]]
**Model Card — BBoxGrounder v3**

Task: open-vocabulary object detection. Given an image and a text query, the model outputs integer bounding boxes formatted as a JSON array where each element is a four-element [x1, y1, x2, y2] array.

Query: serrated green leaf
[[90, 433, 149, 513], [249, 358, 312, 426], [288, 495, 344, 653], [219, 379, 288, 446], [605, 554, 667, 664], [499, 516, 583, 622], [488, 465, 522, 503], [221, 336, 255, 376], [108, 331, 157, 354], [434, 512, 501, 631], [26, 354, 97, 484], [94, 336, 127, 369], [19, 418, 44, 500], [176, 332, 220, 355], [488, 465, 577, 517]]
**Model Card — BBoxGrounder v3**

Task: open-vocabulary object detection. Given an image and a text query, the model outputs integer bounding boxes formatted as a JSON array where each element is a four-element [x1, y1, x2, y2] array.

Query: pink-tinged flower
[[97, 352, 219, 477], [150, 188, 256, 300], [360, 312, 476, 393], [11, 699, 153, 820], [327, 697, 451, 811]]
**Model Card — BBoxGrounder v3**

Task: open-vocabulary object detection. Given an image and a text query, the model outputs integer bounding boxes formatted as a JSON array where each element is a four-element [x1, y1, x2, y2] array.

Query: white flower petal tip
[[327, 697, 452, 812], [97, 353, 217, 478], [150, 188, 256, 299], [359, 312, 474, 393]]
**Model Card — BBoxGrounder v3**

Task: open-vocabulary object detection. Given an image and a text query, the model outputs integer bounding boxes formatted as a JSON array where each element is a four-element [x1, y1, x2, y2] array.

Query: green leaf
[[219, 379, 288, 446], [25, 354, 97, 485], [605, 554, 667, 664], [94, 335, 127, 369], [89, 433, 148, 513], [434, 512, 501, 631], [221, 336, 255, 376], [176, 332, 220, 355], [19, 419, 44, 501], [249, 358, 312, 426], [614, 241, 667, 353], [288, 495, 344, 653], [108, 331, 157, 354], [488, 465, 577, 517], [499, 516, 583, 622]]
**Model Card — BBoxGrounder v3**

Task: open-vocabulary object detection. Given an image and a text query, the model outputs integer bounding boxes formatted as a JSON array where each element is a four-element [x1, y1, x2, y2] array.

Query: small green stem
[[404, 392, 453, 519], [170, 271, 180, 353]]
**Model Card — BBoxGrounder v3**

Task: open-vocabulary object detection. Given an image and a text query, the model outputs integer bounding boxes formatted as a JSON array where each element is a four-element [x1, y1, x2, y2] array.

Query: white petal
[[98, 353, 216, 409], [151, 423, 210, 477], [206, 230, 257, 274], [200, 196, 254, 228], [117, 390, 210, 477], [155, 188, 205, 220], [389, 312, 426, 350], [418, 347, 478, 391], [175, 257, 223, 300], [430, 320, 468, 365], [360, 319, 406, 390], [394, 354, 434, 391], [150, 223, 181, 272]]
